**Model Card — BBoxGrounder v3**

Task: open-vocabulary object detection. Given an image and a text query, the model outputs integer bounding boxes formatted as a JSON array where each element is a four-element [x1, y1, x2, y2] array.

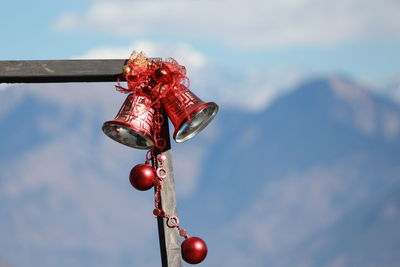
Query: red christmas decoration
[[112, 52, 218, 144], [181, 237, 208, 264], [102, 93, 155, 149], [129, 164, 156, 191], [161, 87, 218, 143], [153, 67, 171, 84], [103, 51, 216, 264]]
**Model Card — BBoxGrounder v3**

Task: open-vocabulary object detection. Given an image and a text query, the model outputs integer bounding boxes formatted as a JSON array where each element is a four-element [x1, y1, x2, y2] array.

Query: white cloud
[[172, 142, 208, 198], [0, 84, 24, 118], [77, 40, 206, 70], [55, 0, 400, 47], [0, 84, 10, 91]]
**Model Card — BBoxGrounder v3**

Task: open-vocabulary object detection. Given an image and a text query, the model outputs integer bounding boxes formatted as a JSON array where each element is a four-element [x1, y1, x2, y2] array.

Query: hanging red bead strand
[[127, 102, 208, 264]]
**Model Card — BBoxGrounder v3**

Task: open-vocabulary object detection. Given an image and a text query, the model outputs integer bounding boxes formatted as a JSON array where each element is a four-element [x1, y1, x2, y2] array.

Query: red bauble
[[154, 67, 171, 84], [181, 237, 208, 264], [129, 164, 156, 191]]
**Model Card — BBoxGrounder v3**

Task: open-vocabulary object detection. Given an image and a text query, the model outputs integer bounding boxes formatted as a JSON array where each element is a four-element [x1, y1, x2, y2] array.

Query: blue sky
[[1, 0, 399, 85]]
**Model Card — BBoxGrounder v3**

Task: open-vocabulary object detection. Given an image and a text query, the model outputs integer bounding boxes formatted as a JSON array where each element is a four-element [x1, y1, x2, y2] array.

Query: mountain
[[291, 185, 400, 267], [1, 76, 400, 267], [180, 76, 400, 266]]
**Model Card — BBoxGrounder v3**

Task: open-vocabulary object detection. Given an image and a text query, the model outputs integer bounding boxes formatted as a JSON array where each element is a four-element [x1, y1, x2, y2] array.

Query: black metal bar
[[153, 111, 183, 267], [0, 59, 132, 83]]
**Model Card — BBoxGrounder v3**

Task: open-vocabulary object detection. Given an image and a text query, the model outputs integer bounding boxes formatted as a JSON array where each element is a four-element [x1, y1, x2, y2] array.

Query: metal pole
[[153, 110, 183, 267], [0, 59, 161, 83]]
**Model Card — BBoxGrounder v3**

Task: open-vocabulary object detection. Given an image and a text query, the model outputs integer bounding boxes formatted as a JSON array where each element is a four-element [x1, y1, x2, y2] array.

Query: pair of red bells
[[102, 79, 218, 150]]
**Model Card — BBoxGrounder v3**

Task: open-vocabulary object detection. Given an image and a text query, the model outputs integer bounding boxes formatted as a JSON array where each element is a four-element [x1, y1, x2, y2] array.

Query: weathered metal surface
[[153, 110, 182, 267], [156, 149, 183, 267], [0, 59, 130, 83]]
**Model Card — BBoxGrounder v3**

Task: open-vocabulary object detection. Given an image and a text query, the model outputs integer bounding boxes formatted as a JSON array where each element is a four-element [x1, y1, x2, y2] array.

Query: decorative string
[[149, 106, 190, 239]]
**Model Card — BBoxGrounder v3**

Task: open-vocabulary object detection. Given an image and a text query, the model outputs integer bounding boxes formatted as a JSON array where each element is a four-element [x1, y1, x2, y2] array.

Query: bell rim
[[102, 120, 154, 150], [173, 102, 219, 143]]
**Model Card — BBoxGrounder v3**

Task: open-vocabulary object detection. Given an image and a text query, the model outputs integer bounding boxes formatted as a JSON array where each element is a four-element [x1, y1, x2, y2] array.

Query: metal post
[[0, 59, 183, 266], [153, 111, 183, 266]]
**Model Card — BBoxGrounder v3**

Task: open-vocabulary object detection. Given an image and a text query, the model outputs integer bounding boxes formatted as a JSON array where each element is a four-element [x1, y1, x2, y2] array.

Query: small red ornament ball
[[154, 67, 171, 84], [181, 237, 208, 264], [129, 164, 156, 191]]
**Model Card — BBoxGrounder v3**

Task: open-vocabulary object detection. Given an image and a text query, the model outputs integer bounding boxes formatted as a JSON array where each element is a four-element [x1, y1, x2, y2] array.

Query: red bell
[[102, 93, 154, 149], [162, 88, 218, 143]]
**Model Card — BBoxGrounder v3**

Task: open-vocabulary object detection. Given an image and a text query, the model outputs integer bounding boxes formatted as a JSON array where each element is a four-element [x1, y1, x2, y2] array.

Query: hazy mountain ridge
[[187, 77, 400, 219], [283, 185, 400, 267], [1, 76, 400, 266], [183, 77, 400, 266]]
